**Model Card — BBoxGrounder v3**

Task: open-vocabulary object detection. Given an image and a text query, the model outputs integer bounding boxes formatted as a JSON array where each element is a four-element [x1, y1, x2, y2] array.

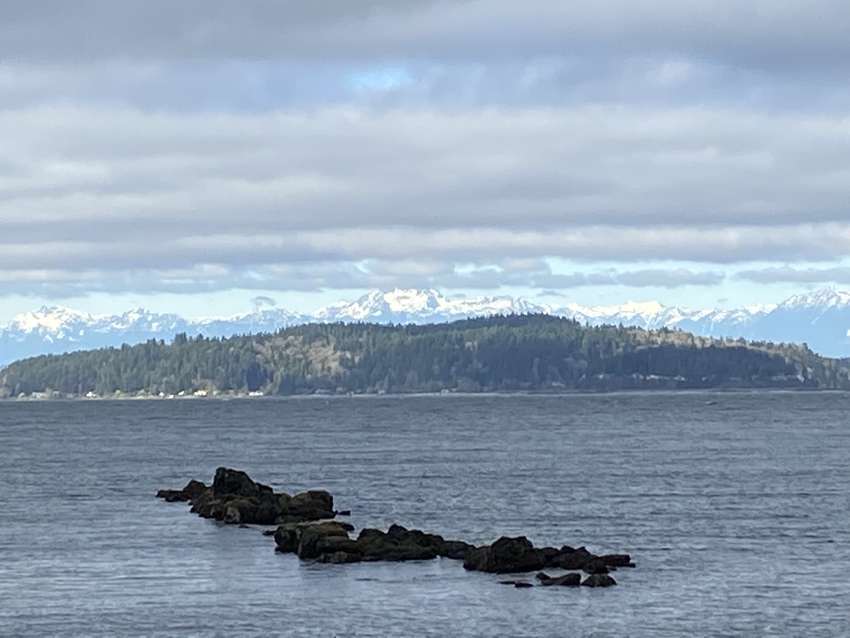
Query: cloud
[[3, 3, 850, 305], [0, 259, 729, 299], [616, 269, 726, 288], [532, 269, 725, 290], [735, 266, 850, 285], [251, 295, 277, 308], [2, 104, 850, 230], [5, 0, 850, 79], [2, 100, 850, 295]]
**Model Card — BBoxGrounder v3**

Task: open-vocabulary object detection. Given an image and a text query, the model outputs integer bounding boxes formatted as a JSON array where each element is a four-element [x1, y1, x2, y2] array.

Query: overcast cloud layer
[[2, 0, 850, 307]]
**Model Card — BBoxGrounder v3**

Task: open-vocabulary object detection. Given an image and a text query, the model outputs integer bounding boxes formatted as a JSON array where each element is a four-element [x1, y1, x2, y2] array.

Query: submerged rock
[[498, 580, 534, 588], [581, 573, 617, 587], [536, 571, 582, 587]]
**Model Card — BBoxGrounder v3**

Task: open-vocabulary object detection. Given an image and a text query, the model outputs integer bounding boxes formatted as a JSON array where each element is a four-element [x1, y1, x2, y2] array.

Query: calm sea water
[[1, 392, 849, 637]]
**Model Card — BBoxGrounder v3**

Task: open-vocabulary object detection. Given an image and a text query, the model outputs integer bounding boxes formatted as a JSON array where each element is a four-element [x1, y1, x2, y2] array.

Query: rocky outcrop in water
[[157, 467, 336, 525], [156, 479, 207, 502], [462, 535, 632, 578], [581, 573, 618, 587], [158, 468, 632, 590], [273, 522, 475, 564]]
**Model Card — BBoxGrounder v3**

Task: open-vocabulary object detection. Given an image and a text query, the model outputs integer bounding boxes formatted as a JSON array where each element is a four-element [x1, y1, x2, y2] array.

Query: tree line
[[2, 314, 847, 397]]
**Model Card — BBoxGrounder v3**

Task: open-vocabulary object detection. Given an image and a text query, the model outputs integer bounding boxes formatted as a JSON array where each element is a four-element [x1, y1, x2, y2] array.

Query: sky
[[3, 0, 850, 321]]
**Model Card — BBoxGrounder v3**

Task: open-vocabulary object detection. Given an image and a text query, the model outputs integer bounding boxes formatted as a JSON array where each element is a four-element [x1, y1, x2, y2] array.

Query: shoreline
[[4, 386, 848, 402]]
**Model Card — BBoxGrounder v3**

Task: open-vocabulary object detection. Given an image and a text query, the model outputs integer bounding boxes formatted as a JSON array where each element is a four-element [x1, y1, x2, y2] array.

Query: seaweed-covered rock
[[582, 558, 610, 575], [581, 573, 617, 587], [463, 536, 548, 574], [212, 467, 267, 498], [357, 525, 438, 562], [274, 521, 357, 557], [462, 537, 626, 578], [159, 468, 637, 589], [546, 546, 595, 570], [159, 467, 335, 526], [277, 490, 335, 524], [298, 522, 360, 559], [273, 522, 474, 565]]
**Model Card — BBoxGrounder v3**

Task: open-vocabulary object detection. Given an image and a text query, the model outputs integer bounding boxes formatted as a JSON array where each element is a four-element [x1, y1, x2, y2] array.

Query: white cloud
[[1, 101, 850, 295], [2, 1, 850, 311], [736, 265, 850, 284]]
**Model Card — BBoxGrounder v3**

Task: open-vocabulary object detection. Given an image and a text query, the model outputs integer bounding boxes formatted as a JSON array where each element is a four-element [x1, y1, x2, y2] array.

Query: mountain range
[[2, 287, 850, 366]]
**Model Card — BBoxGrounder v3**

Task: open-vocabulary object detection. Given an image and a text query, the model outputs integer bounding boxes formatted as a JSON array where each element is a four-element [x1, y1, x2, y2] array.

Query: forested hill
[[1, 314, 847, 398]]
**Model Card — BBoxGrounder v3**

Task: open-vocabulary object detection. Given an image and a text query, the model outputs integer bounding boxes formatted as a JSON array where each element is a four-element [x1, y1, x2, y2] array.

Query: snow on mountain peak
[[382, 288, 446, 312], [6, 286, 850, 366], [610, 300, 666, 316], [780, 286, 850, 310], [10, 305, 99, 334]]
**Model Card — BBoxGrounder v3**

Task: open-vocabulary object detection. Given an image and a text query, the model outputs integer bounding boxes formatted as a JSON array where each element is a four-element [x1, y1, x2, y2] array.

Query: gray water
[[1, 392, 849, 637]]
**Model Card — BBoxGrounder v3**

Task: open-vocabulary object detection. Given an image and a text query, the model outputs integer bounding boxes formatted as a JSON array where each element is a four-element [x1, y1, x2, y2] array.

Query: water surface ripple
[[1, 393, 849, 636]]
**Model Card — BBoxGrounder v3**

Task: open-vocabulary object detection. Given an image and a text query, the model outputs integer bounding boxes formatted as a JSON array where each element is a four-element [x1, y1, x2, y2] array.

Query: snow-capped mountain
[[3, 287, 850, 367], [313, 289, 544, 323], [194, 308, 309, 335]]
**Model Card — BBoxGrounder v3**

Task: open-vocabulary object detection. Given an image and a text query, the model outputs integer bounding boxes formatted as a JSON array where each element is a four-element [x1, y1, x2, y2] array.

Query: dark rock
[[318, 551, 362, 564], [440, 540, 475, 560], [581, 573, 617, 587], [159, 468, 639, 587], [278, 490, 335, 523], [356, 525, 441, 562], [601, 554, 633, 567], [335, 510, 352, 516], [212, 467, 264, 498], [297, 522, 357, 560], [463, 536, 547, 574], [276, 523, 474, 564], [156, 479, 208, 502], [582, 558, 610, 575], [546, 546, 594, 570], [163, 467, 335, 526], [274, 523, 301, 553], [539, 573, 582, 587]]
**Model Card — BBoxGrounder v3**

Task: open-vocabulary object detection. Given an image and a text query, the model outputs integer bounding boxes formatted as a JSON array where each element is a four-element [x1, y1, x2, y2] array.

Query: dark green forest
[[2, 314, 847, 398]]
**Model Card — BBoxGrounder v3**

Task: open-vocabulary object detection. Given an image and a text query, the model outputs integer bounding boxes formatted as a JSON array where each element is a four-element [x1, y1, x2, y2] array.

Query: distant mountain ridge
[[2, 287, 850, 366]]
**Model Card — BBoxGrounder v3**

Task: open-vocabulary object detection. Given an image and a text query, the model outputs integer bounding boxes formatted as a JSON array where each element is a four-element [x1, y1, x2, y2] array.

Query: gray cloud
[[616, 269, 726, 288], [3, 2, 850, 302], [4, 0, 850, 79], [2, 104, 850, 242], [251, 295, 277, 308], [0, 260, 729, 299], [735, 266, 850, 285], [2, 101, 850, 294], [3, 58, 847, 116], [532, 269, 725, 290]]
